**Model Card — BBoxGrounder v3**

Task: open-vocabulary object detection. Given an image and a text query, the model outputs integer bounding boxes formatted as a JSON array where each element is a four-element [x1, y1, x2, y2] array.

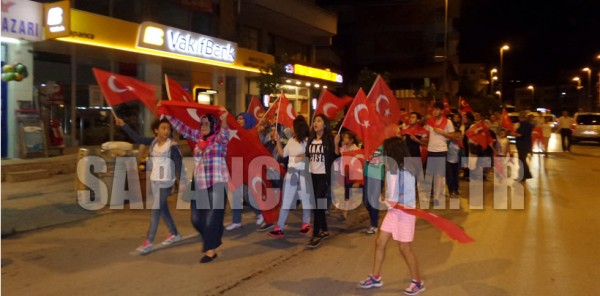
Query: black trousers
[[517, 149, 532, 180], [311, 174, 329, 237], [560, 128, 572, 151]]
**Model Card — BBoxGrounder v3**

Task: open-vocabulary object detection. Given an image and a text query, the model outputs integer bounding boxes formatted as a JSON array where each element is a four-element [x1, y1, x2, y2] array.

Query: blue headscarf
[[236, 112, 256, 130]]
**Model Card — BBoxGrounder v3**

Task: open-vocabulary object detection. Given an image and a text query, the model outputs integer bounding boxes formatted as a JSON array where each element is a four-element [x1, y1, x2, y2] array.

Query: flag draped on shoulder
[[402, 123, 428, 137], [158, 100, 283, 223], [246, 95, 266, 121], [500, 108, 516, 133], [314, 89, 353, 119], [367, 75, 401, 125], [341, 88, 390, 159], [92, 68, 157, 112]]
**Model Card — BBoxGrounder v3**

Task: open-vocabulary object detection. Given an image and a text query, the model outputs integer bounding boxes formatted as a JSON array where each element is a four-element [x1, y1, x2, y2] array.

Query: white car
[[572, 112, 600, 143]]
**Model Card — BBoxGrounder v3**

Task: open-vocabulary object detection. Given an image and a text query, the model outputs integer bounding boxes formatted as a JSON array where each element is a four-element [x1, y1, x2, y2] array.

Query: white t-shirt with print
[[283, 138, 307, 170]]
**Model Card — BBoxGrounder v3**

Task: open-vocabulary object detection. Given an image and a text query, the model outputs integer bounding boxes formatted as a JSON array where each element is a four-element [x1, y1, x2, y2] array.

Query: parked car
[[572, 112, 600, 143]]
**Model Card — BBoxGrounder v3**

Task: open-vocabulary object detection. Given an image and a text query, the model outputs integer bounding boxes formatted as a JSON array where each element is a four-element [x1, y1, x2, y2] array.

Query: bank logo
[[142, 26, 164, 46]]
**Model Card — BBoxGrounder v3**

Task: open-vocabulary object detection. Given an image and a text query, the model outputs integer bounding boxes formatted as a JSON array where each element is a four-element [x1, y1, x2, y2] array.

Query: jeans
[[146, 183, 178, 242], [363, 176, 382, 228], [446, 161, 460, 193], [191, 183, 227, 252], [277, 169, 312, 229], [230, 185, 262, 224]]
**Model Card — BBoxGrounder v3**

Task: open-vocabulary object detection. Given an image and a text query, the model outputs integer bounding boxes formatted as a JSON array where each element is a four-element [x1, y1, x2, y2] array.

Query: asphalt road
[[2, 134, 599, 296]]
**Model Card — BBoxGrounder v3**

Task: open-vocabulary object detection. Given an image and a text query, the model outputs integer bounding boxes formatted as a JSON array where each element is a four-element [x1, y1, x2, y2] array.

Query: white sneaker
[[136, 240, 153, 254], [161, 233, 182, 246], [225, 223, 242, 231], [255, 214, 264, 225]]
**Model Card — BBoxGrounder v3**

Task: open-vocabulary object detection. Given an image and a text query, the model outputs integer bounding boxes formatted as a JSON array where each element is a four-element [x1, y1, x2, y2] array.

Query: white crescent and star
[[228, 129, 240, 141], [286, 104, 296, 119], [353, 104, 370, 128], [187, 108, 201, 123], [253, 106, 261, 118], [376, 95, 391, 117], [322, 103, 337, 117], [251, 176, 265, 193], [108, 76, 128, 93]]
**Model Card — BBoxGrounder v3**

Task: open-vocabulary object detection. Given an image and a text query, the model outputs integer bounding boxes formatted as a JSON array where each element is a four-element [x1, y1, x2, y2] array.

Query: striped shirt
[[168, 116, 230, 189]]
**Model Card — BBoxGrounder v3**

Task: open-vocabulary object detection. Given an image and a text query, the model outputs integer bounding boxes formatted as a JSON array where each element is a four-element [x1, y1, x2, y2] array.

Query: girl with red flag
[[358, 137, 425, 295], [166, 107, 230, 263]]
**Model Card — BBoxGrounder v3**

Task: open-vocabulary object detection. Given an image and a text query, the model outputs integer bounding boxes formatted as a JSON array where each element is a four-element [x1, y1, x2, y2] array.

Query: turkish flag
[[264, 93, 296, 128], [159, 100, 283, 223], [339, 149, 366, 185], [500, 108, 516, 133], [314, 89, 353, 119], [466, 121, 494, 149], [341, 88, 391, 159], [92, 68, 157, 112], [443, 98, 451, 116], [165, 75, 194, 102], [246, 95, 265, 121], [399, 112, 410, 125], [402, 124, 428, 137], [459, 97, 474, 114], [367, 75, 402, 125]]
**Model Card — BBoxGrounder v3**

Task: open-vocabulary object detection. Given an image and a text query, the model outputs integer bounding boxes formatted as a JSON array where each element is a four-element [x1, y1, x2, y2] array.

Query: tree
[[255, 54, 289, 97], [356, 68, 390, 92]]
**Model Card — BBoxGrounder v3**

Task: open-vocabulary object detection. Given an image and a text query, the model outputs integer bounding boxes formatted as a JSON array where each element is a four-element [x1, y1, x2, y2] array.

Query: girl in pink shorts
[[358, 137, 425, 295]]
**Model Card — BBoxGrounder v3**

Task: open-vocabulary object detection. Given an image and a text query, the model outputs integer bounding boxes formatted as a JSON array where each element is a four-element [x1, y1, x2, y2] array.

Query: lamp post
[[572, 76, 581, 89], [442, 0, 449, 96], [527, 85, 534, 106], [582, 67, 591, 110], [499, 45, 510, 101], [490, 68, 497, 94]]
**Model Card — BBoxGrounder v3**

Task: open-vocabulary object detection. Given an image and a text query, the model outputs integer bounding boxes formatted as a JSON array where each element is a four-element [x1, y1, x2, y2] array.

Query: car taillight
[[571, 123, 576, 131]]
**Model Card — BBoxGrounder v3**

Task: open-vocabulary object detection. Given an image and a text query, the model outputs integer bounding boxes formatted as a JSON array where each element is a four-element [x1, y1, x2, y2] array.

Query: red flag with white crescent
[[500, 108, 516, 133], [341, 88, 391, 159], [158, 100, 284, 223], [264, 93, 296, 128], [459, 97, 474, 114], [367, 75, 401, 125], [165, 75, 194, 102], [314, 89, 353, 119], [389, 202, 474, 244], [92, 68, 157, 112], [339, 149, 366, 185], [465, 121, 494, 149], [246, 95, 265, 121]]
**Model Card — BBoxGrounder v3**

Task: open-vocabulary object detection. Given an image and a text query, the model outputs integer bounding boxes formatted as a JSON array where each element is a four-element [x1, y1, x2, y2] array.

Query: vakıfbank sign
[[136, 22, 236, 64]]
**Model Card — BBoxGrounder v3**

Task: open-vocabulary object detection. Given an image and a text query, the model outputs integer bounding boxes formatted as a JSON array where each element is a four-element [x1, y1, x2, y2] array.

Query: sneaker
[[306, 237, 322, 249], [318, 231, 330, 240], [225, 223, 242, 231], [256, 223, 275, 232], [267, 227, 284, 239], [358, 275, 383, 289], [299, 223, 312, 235], [136, 240, 153, 254], [255, 214, 265, 225], [365, 227, 378, 236], [403, 279, 425, 295], [161, 233, 182, 246]]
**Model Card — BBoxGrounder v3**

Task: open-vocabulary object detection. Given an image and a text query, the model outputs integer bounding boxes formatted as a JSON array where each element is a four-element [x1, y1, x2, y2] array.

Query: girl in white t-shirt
[[358, 136, 425, 295], [268, 115, 312, 239]]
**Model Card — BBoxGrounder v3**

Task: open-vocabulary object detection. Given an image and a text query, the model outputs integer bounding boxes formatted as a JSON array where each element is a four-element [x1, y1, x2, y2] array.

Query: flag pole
[[275, 93, 281, 125]]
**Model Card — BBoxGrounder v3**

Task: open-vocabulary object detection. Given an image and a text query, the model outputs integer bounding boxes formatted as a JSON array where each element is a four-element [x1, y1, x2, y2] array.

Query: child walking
[[358, 136, 425, 295], [115, 117, 183, 254]]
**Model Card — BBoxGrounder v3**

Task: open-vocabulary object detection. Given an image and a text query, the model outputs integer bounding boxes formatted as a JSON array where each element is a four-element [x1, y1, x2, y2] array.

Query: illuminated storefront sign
[[43, 0, 70, 39], [137, 22, 237, 63], [285, 64, 343, 83], [1, 0, 43, 41]]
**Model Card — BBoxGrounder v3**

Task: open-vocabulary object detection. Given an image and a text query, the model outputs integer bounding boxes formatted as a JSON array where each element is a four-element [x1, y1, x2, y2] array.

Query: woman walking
[[167, 109, 230, 263]]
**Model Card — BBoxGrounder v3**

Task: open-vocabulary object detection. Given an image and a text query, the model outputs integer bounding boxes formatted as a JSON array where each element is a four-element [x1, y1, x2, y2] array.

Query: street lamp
[[527, 85, 534, 104], [582, 67, 592, 109], [572, 76, 582, 89], [499, 44, 510, 101], [490, 68, 497, 93]]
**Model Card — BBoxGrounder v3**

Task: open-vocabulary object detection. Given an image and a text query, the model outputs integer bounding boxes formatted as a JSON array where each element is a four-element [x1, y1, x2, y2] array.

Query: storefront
[[2, 3, 274, 158], [279, 63, 343, 119]]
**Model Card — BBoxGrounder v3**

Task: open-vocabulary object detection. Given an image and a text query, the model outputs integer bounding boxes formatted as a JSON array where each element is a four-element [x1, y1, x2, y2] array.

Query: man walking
[[557, 111, 575, 152]]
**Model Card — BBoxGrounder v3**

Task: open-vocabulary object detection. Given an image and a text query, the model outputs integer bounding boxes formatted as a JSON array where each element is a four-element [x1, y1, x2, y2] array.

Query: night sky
[[459, 0, 600, 86]]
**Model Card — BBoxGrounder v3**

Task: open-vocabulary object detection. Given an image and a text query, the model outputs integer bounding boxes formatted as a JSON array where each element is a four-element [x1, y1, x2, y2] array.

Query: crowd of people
[[114, 99, 570, 295]]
